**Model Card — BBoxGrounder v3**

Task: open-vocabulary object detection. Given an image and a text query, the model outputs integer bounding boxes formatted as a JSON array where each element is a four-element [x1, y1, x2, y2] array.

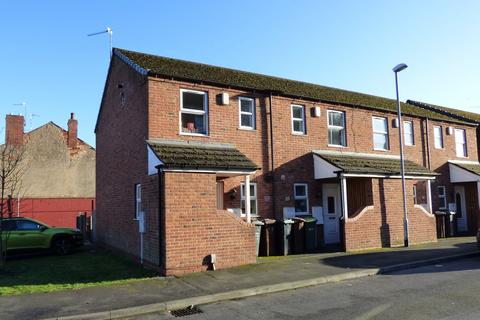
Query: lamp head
[[393, 63, 408, 73]]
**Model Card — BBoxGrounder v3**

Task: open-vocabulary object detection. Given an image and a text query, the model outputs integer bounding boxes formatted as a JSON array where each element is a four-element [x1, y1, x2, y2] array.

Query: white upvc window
[[404, 121, 414, 146], [135, 184, 142, 219], [180, 89, 208, 135], [241, 183, 257, 216], [438, 186, 447, 209], [372, 117, 389, 150], [328, 110, 346, 146], [294, 183, 309, 214], [433, 126, 444, 149], [291, 104, 306, 134], [455, 128, 467, 157], [239, 97, 255, 130]]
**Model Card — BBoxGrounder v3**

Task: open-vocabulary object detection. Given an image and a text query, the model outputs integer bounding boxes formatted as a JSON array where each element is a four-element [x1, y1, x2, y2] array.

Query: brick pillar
[[5, 114, 24, 146], [68, 113, 78, 149]]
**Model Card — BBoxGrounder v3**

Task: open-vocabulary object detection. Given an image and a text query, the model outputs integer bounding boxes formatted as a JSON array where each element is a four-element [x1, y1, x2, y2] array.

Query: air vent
[[170, 305, 203, 317]]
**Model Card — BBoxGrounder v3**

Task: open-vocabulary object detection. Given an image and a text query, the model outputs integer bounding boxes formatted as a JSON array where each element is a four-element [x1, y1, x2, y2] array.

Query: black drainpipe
[[157, 166, 165, 273], [269, 92, 276, 219]]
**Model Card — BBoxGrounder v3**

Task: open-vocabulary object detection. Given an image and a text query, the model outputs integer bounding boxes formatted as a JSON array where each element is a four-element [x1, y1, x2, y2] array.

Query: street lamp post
[[393, 63, 409, 247]]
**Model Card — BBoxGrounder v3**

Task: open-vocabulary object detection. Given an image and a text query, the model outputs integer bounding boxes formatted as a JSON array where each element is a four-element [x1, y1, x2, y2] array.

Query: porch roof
[[313, 150, 438, 179], [147, 140, 258, 173], [449, 161, 480, 183]]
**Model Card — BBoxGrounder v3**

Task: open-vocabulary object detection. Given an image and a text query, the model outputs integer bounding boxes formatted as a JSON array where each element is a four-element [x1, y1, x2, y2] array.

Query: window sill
[[238, 127, 256, 131], [328, 144, 347, 148], [291, 132, 306, 136], [179, 132, 209, 137], [373, 148, 390, 152]]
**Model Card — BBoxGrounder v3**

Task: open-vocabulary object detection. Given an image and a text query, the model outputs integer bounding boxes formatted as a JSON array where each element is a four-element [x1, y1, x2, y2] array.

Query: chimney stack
[[5, 114, 24, 146], [67, 113, 78, 149]]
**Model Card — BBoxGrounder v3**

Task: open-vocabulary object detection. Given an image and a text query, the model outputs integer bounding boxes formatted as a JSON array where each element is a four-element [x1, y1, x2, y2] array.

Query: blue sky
[[1, 1, 479, 146]]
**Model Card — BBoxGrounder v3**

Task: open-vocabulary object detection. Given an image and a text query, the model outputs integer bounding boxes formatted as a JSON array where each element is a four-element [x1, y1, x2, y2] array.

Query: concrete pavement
[[0, 237, 477, 320]]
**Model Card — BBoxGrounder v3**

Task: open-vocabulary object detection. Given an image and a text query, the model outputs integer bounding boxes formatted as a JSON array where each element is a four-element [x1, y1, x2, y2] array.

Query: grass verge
[[0, 246, 158, 295]]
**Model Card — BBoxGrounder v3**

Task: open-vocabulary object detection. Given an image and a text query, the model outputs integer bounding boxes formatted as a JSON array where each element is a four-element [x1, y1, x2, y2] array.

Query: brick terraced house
[[3, 113, 95, 227], [95, 48, 478, 275], [407, 100, 480, 235]]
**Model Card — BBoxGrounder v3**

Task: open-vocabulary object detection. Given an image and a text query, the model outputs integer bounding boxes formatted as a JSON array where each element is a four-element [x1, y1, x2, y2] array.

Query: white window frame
[[179, 89, 209, 136], [294, 183, 309, 214], [240, 182, 258, 216], [454, 128, 468, 157], [438, 186, 447, 210], [327, 110, 346, 147], [433, 126, 444, 149], [372, 117, 389, 151], [238, 97, 255, 130], [404, 121, 414, 146], [135, 183, 142, 219], [291, 104, 306, 135]]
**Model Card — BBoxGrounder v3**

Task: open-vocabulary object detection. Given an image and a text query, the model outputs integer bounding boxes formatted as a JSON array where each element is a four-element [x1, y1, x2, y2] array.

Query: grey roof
[[113, 48, 471, 125], [313, 151, 438, 176], [148, 140, 258, 172], [407, 100, 480, 125]]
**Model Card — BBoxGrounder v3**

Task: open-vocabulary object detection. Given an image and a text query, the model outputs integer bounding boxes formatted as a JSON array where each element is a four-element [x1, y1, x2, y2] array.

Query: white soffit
[[313, 154, 339, 179], [147, 145, 163, 175], [449, 163, 480, 183]]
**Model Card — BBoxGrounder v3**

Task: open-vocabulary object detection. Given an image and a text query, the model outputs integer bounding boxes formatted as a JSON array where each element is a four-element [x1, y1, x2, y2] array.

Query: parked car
[[0, 217, 83, 255]]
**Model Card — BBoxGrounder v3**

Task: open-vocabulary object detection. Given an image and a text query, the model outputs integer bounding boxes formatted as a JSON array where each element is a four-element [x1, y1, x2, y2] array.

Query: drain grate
[[170, 305, 203, 317]]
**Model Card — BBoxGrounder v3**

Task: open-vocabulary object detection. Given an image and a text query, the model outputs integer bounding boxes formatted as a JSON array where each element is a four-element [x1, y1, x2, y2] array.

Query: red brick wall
[[3, 198, 94, 228], [345, 178, 436, 251], [163, 172, 256, 275], [95, 56, 153, 263], [147, 77, 478, 222]]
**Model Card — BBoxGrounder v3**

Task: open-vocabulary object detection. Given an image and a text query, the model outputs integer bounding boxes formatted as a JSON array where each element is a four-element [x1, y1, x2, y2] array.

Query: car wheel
[[52, 237, 72, 255]]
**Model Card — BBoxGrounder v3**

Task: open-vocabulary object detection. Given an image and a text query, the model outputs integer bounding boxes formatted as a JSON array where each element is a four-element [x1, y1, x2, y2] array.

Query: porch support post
[[245, 174, 251, 223], [426, 180, 433, 214], [340, 176, 348, 220]]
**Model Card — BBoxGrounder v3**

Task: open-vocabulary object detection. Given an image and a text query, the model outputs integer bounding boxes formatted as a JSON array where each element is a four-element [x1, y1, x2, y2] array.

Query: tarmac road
[[132, 256, 480, 320]]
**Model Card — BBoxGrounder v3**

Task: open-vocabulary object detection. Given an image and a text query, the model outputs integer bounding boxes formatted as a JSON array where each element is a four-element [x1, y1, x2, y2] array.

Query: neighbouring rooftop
[[407, 100, 480, 124]]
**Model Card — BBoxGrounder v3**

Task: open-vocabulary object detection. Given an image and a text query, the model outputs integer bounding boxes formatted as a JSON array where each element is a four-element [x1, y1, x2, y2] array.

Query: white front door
[[323, 184, 341, 244], [454, 185, 468, 232]]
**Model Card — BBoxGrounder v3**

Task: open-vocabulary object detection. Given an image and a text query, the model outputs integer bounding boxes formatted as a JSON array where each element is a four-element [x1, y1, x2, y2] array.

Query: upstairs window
[[328, 110, 346, 146], [291, 105, 306, 134], [180, 89, 208, 135], [455, 129, 467, 157], [239, 97, 255, 129], [438, 186, 447, 210], [372, 117, 389, 150], [433, 126, 443, 149], [294, 183, 309, 214], [241, 183, 258, 215], [404, 121, 414, 146]]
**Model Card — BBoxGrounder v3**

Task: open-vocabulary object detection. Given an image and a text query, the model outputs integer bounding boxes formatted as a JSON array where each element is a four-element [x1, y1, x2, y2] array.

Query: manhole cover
[[170, 305, 203, 317]]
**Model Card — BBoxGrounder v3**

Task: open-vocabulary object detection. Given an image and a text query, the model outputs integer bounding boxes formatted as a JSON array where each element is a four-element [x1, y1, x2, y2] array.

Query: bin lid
[[283, 219, 294, 224], [434, 211, 447, 216], [297, 215, 317, 223], [252, 220, 264, 226], [262, 218, 276, 225], [292, 217, 305, 222]]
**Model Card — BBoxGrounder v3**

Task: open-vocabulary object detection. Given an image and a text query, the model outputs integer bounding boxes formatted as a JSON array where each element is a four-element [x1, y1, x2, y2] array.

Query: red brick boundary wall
[[163, 172, 256, 275], [4, 198, 95, 228], [345, 178, 437, 251]]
